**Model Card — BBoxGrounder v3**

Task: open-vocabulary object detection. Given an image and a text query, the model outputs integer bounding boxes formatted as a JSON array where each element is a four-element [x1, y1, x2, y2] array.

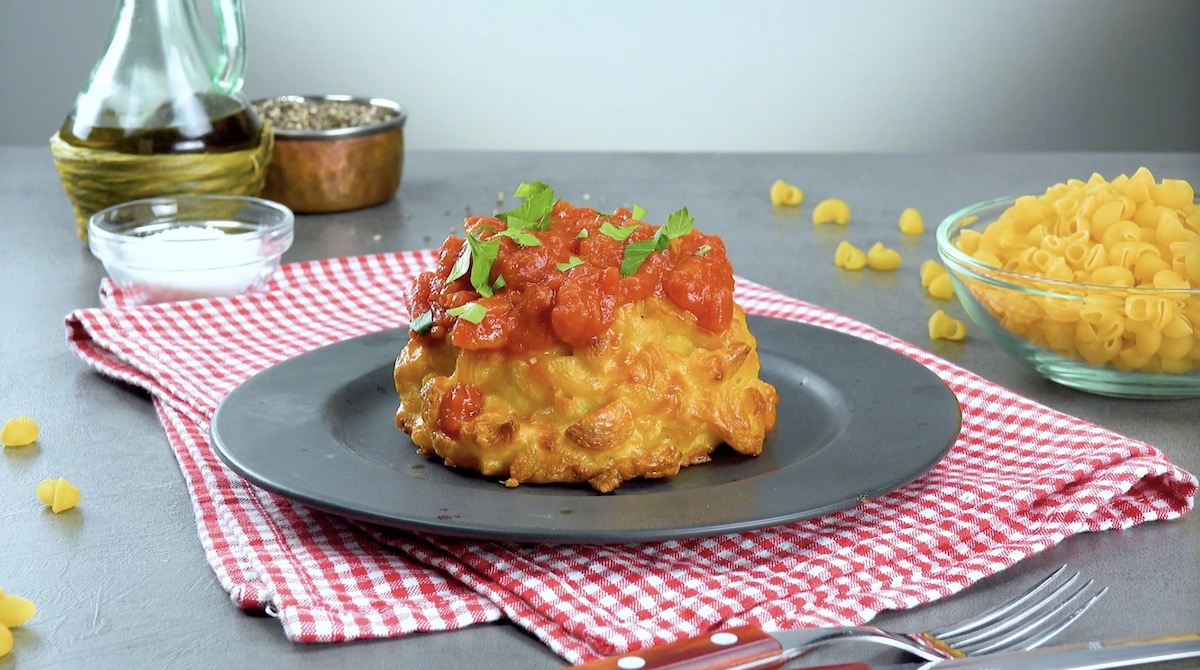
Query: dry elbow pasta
[[866, 243, 902, 271], [1, 416, 38, 447], [813, 198, 851, 225], [898, 207, 925, 234], [770, 179, 804, 206], [953, 168, 1200, 373], [834, 240, 866, 270], [836, 241, 902, 272], [36, 477, 81, 513], [0, 587, 37, 658], [929, 309, 967, 341], [920, 260, 955, 300]]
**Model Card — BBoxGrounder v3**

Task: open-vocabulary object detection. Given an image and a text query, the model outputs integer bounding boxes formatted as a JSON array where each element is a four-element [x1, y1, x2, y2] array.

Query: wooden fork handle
[[567, 624, 786, 668]]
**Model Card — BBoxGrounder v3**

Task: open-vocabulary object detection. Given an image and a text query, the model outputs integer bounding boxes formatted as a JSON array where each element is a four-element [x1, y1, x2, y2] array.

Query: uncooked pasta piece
[[927, 274, 955, 300], [920, 259, 947, 287], [36, 478, 80, 513], [834, 240, 866, 270], [898, 207, 924, 234], [928, 310, 967, 341], [1, 416, 38, 447], [865, 242, 902, 271], [812, 198, 851, 225], [769, 179, 804, 206], [0, 590, 35, 629]]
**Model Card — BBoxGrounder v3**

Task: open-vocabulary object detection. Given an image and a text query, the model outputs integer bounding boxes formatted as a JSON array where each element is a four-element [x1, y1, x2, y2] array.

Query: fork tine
[[1005, 586, 1109, 651], [942, 573, 1086, 647], [930, 565, 1070, 638], [960, 584, 1109, 656]]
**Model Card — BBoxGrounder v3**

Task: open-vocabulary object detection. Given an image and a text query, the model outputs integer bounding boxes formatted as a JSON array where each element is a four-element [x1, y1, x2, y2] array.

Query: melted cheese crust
[[394, 296, 779, 492]]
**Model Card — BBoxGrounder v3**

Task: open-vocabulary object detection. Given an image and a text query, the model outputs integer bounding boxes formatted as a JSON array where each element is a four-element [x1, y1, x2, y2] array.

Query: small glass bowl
[[87, 195, 294, 305], [936, 196, 1200, 399]]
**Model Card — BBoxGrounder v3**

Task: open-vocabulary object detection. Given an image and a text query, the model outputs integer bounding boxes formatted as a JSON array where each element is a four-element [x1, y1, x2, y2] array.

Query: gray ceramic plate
[[211, 316, 961, 544]]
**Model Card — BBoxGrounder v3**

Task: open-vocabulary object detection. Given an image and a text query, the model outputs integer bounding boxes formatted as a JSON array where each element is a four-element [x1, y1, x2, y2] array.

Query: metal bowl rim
[[253, 94, 408, 140]]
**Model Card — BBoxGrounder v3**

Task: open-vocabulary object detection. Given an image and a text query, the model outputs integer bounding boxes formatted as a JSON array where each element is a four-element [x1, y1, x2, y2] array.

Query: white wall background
[[3, 0, 1198, 152]]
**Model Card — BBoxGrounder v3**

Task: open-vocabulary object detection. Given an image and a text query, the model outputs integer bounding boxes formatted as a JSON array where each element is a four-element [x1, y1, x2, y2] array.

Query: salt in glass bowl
[[936, 196, 1200, 399], [87, 195, 294, 305]]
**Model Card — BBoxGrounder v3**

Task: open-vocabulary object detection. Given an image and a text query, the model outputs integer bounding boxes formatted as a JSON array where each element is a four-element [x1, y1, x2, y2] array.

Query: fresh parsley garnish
[[631, 204, 647, 220], [410, 310, 434, 335], [575, 228, 589, 239], [695, 243, 712, 256], [465, 233, 500, 298], [556, 255, 584, 272], [447, 242, 472, 284], [494, 227, 542, 246], [619, 238, 658, 277], [599, 221, 639, 242], [447, 302, 487, 324], [496, 181, 556, 230], [619, 207, 695, 276], [662, 207, 694, 239]]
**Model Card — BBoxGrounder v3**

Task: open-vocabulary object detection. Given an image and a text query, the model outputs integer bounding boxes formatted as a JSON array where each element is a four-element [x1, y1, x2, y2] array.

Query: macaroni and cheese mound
[[395, 186, 779, 492]]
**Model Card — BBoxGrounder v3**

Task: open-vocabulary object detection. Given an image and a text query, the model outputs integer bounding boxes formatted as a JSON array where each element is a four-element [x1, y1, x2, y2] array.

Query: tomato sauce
[[437, 382, 483, 438], [406, 201, 734, 352]]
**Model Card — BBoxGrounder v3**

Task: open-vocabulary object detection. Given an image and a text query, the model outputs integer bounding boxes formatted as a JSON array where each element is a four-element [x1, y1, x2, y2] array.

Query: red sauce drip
[[406, 201, 734, 353]]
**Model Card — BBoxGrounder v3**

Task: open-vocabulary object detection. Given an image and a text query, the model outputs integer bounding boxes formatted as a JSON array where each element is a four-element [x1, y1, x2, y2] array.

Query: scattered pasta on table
[[898, 207, 925, 234], [834, 240, 866, 270], [770, 179, 804, 206], [929, 310, 968, 341], [812, 198, 851, 225], [36, 477, 81, 513], [0, 588, 36, 658], [1, 415, 38, 447], [865, 242, 902, 271]]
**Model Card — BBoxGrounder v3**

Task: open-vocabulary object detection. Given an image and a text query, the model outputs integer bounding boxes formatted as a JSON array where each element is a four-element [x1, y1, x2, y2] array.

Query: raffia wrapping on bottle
[[49, 122, 274, 240]]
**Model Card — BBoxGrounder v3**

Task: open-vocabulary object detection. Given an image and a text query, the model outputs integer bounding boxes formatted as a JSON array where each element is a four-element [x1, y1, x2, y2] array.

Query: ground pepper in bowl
[[251, 94, 407, 213]]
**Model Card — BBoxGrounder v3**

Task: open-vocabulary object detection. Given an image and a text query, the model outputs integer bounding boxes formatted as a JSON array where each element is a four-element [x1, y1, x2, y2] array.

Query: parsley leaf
[[599, 221, 639, 242], [619, 206, 696, 276], [495, 228, 542, 246], [620, 238, 658, 277], [662, 207, 694, 240], [556, 255, 584, 272], [497, 181, 556, 230], [631, 204, 647, 220], [492, 275, 507, 290], [466, 233, 500, 298], [409, 310, 434, 335], [447, 242, 472, 284], [575, 228, 589, 239], [447, 302, 487, 324], [513, 181, 551, 201]]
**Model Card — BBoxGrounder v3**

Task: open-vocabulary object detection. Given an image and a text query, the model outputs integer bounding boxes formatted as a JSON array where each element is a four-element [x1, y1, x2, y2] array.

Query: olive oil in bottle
[[51, 0, 272, 240], [59, 93, 262, 155]]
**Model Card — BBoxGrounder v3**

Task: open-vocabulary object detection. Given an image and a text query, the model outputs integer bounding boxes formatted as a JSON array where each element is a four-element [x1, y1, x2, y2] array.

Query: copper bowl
[[253, 95, 406, 213]]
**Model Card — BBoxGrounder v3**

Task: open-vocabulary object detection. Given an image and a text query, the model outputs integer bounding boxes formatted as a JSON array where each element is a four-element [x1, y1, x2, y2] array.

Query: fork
[[570, 565, 1108, 669]]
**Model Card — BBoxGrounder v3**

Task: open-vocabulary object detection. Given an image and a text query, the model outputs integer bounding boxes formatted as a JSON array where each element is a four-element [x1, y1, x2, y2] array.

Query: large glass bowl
[[936, 196, 1200, 399]]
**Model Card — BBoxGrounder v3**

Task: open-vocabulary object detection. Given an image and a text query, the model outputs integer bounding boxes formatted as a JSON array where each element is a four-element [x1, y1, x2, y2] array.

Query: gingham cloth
[[65, 250, 1197, 664]]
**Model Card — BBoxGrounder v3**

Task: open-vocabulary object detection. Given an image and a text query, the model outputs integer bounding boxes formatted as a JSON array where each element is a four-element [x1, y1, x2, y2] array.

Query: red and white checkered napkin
[[67, 250, 1197, 664]]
